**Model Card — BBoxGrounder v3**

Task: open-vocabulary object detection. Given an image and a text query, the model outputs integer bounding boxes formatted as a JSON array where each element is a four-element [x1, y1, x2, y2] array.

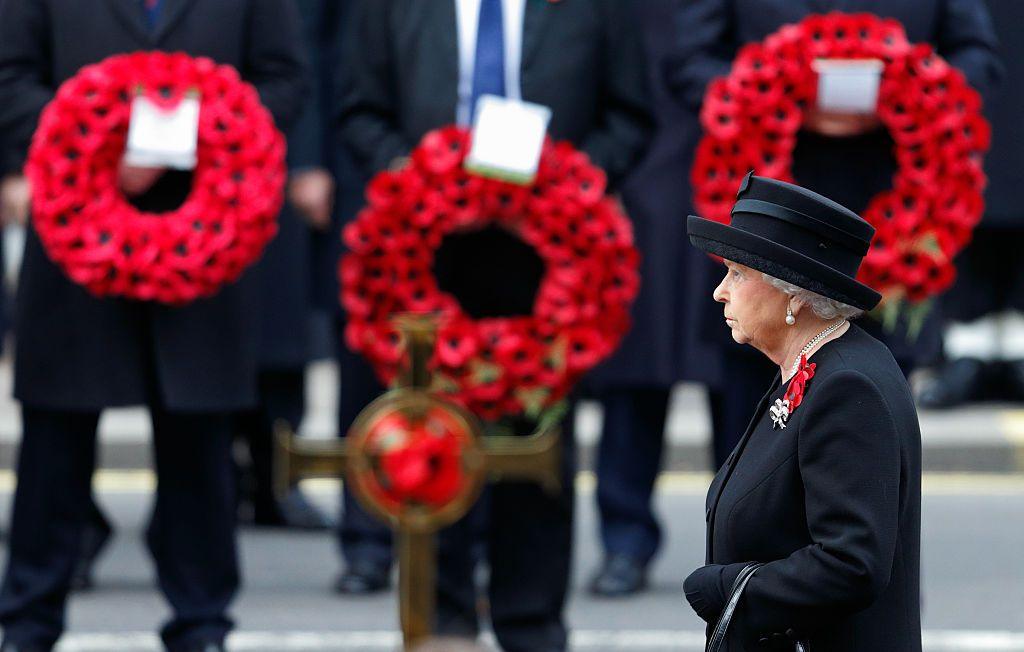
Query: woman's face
[[713, 260, 790, 350]]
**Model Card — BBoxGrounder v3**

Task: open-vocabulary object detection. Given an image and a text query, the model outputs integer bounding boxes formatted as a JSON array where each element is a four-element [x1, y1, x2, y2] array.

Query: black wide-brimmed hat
[[687, 172, 882, 311]]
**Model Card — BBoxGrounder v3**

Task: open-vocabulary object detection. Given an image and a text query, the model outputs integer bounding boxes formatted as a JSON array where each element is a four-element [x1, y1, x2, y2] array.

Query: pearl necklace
[[786, 319, 847, 380]]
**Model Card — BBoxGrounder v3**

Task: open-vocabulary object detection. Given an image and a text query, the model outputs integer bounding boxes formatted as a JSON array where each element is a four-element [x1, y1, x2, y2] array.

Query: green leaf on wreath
[[469, 360, 503, 384], [904, 298, 935, 342], [913, 234, 945, 259], [428, 372, 461, 395], [536, 400, 570, 434], [869, 294, 904, 334], [547, 337, 568, 373], [516, 387, 551, 421]]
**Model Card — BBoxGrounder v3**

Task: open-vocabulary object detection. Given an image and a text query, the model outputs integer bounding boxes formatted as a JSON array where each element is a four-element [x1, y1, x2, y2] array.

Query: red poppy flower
[[414, 126, 470, 176], [436, 320, 479, 368]]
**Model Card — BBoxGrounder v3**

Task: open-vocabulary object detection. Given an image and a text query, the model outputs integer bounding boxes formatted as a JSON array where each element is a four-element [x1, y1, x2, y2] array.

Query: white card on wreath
[[124, 91, 200, 170], [813, 58, 884, 114], [465, 95, 552, 185]]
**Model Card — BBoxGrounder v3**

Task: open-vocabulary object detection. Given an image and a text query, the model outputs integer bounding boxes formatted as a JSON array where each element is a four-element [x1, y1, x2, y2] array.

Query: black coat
[[668, 0, 1002, 371], [979, 0, 1024, 227], [0, 0, 307, 411], [292, 0, 366, 315], [250, 0, 340, 368], [586, 0, 712, 390], [684, 324, 922, 651], [337, 0, 653, 186]]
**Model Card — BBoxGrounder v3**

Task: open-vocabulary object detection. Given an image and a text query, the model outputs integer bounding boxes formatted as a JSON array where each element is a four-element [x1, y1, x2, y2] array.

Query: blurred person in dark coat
[[921, 0, 1024, 408], [0, 1, 306, 650], [336, 1, 652, 648], [666, 0, 1002, 471], [583, 0, 714, 598], [232, 0, 336, 531]]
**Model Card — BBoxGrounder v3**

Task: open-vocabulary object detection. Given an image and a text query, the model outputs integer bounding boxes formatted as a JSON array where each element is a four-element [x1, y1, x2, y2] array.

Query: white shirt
[[454, 0, 526, 126]]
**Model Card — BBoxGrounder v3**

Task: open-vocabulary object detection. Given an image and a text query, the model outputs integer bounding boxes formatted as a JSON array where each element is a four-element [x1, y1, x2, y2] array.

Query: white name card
[[124, 91, 200, 170], [464, 95, 552, 185], [813, 58, 884, 114]]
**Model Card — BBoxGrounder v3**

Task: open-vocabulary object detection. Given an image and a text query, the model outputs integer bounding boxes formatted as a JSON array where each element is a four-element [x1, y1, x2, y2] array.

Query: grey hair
[[761, 273, 864, 320]]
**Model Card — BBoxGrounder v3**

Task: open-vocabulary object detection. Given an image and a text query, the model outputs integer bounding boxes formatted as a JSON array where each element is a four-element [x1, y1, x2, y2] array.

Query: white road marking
[[1, 470, 1022, 495], [49, 630, 1024, 651]]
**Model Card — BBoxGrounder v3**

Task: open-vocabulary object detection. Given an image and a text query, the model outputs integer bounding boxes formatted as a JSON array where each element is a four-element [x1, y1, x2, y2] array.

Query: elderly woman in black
[[682, 173, 922, 651]]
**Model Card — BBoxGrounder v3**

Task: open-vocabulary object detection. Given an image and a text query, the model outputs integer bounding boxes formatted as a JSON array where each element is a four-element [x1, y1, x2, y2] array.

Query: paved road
[[1, 473, 1021, 651]]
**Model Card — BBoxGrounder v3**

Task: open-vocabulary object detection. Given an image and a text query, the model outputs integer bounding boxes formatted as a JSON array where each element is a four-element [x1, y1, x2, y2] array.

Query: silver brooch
[[770, 398, 791, 430]]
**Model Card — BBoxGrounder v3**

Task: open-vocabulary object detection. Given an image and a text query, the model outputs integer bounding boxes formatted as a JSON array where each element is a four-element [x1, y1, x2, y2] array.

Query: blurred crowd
[[0, 1, 1019, 651]]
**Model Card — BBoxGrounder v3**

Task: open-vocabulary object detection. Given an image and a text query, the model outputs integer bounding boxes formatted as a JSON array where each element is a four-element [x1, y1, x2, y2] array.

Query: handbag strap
[[706, 562, 809, 652], [706, 562, 765, 652]]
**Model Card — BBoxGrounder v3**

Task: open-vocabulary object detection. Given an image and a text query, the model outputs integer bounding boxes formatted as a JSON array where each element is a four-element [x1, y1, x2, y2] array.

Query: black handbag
[[706, 563, 809, 652]]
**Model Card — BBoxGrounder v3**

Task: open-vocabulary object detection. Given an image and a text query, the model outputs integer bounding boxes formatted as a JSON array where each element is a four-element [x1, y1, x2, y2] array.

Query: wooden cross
[[275, 314, 563, 650]]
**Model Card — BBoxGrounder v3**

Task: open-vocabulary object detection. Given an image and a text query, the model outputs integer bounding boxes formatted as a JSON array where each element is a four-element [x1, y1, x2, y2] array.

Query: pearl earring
[[785, 307, 796, 326]]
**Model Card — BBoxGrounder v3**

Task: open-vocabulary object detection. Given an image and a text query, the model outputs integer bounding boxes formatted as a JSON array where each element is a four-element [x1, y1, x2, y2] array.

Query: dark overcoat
[[667, 0, 1003, 371], [250, 0, 341, 368], [684, 324, 922, 651], [0, 0, 307, 411], [586, 0, 714, 389], [979, 0, 1024, 228]]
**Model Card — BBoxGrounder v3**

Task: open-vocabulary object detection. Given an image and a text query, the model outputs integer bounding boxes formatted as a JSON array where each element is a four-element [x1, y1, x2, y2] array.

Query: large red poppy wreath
[[26, 52, 286, 304], [693, 13, 990, 305], [341, 127, 640, 421]]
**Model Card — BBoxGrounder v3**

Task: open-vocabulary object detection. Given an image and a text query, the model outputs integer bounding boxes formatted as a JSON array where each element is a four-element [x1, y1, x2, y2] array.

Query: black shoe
[[917, 358, 989, 409], [70, 511, 113, 592], [334, 560, 391, 595], [179, 643, 226, 652], [1002, 359, 1024, 401], [0, 642, 53, 652], [588, 554, 647, 597], [247, 488, 334, 530]]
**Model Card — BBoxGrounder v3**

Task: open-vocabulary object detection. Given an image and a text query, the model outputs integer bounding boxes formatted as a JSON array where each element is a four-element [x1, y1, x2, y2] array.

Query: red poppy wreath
[[692, 12, 990, 313], [26, 52, 286, 304], [340, 127, 640, 422]]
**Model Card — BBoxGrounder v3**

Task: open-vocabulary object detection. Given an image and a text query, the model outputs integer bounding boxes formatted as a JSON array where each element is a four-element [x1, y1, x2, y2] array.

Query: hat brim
[[687, 215, 882, 311]]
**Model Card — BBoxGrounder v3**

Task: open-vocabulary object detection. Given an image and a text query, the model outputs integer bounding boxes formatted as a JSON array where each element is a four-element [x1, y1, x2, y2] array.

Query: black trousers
[[594, 387, 670, 565], [235, 368, 305, 514], [334, 323, 392, 567], [0, 406, 239, 651], [436, 413, 576, 652]]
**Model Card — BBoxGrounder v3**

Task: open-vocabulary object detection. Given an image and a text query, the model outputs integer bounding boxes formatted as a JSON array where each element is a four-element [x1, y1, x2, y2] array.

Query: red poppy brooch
[[770, 355, 817, 430]]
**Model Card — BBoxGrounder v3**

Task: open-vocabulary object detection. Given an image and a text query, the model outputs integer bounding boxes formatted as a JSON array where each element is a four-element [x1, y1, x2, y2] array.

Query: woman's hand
[[0, 174, 30, 225], [287, 167, 335, 231], [803, 108, 882, 138]]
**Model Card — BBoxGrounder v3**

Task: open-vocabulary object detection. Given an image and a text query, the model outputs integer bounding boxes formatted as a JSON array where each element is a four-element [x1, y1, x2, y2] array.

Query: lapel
[[153, 0, 198, 44], [520, 0, 551, 75], [409, 0, 458, 114], [105, 0, 154, 45], [705, 371, 782, 562]]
